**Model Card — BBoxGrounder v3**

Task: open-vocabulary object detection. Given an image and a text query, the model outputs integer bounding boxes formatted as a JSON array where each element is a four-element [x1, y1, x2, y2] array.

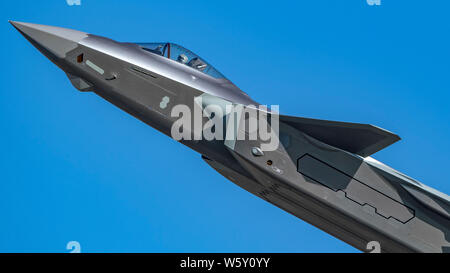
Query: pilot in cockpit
[[187, 57, 207, 72], [177, 54, 188, 64]]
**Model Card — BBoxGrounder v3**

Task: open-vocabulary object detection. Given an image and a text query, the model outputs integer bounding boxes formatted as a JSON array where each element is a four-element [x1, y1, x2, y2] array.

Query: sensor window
[[77, 54, 84, 63]]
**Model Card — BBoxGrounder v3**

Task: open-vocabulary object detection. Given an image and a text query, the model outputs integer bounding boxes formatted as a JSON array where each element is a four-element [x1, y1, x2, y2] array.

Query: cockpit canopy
[[136, 42, 225, 79]]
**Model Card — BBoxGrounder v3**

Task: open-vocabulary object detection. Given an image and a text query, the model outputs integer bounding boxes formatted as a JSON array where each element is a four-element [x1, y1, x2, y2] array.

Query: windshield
[[136, 42, 225, 79]]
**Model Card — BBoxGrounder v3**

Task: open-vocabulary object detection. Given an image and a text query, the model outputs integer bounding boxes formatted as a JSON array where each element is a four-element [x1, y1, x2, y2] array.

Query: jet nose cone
[[9, 21, 88, 59]]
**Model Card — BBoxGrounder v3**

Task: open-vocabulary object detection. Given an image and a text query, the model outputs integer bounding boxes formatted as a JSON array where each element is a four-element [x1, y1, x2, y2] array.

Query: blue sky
[[1, 0, 449, 253]]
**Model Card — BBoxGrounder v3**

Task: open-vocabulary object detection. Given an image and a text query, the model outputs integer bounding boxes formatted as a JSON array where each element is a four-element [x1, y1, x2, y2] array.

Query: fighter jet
[[10, 21, 450, 253]]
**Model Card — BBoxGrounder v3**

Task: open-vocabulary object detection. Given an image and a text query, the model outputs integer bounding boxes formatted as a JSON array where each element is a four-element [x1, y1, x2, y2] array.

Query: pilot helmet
[[177, 54, 188, 64]]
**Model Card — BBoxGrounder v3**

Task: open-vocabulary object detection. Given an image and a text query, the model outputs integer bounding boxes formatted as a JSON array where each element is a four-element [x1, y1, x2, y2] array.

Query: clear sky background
[[0, 0, 449, 253]]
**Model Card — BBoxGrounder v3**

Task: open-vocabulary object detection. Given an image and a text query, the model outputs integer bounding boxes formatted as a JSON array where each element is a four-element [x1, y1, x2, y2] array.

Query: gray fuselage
[[11, 21, 450, 253]]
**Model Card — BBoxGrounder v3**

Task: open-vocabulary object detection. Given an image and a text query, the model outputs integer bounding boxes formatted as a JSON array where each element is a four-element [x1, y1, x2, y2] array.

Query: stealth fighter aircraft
[[10, 21, 450, 253]]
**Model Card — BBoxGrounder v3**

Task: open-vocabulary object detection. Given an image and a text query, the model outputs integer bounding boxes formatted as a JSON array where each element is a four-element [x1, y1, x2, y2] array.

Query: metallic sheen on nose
[[9, 20, 88, 59]]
